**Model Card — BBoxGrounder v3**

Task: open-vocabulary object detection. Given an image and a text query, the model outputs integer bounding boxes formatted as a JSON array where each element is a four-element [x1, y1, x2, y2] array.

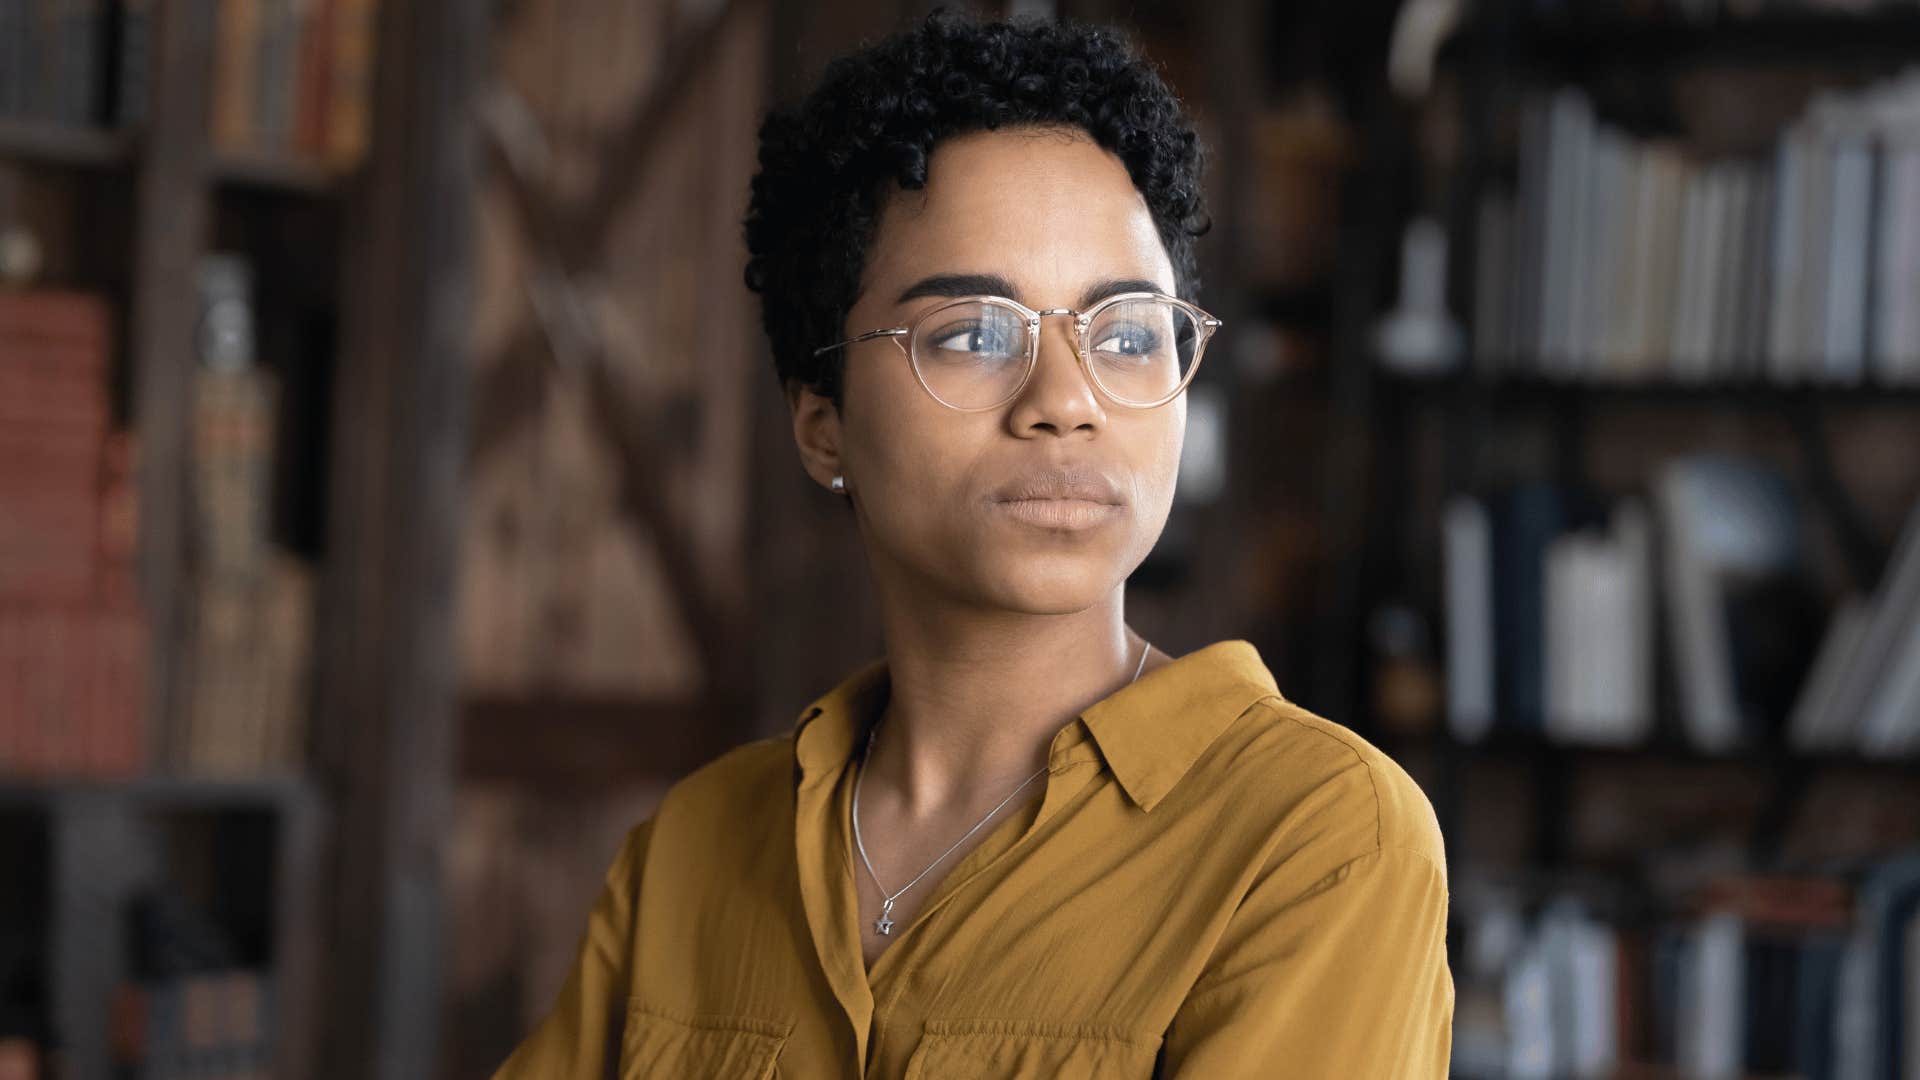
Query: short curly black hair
[[742, 6, 1212, 409]]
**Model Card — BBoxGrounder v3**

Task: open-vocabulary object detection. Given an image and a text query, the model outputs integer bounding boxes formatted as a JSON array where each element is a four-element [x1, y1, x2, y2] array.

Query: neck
[[862, 591, 1153, 819]]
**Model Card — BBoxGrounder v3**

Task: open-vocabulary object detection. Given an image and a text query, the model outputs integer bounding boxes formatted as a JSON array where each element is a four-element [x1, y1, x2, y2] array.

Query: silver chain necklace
[[852, 637, 1150, 936]]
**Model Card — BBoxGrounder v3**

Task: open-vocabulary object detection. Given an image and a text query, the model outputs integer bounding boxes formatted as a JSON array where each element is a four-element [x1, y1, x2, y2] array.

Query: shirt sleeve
[[491, 818, 653, 1080], [1159, 843, 1454, 1079]]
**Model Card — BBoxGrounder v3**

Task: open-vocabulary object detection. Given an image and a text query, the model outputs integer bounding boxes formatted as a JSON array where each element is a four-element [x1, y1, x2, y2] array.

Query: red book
[[48, 605, 85, 775], [0, 501, 99, 601], [17, 611, 51, 773], [121, 613, 150, 774], [0, 388, 107, 427], [0, 609, 19, 771], [0, 335, 109, 377], [91, 606, 148, 776], [0, 418, 107, 451], [77, 611, 108, 778], [110, 982, 148, 1068], [295, 0, 336, 160], [1, 311, 111, 604], [96, 432, 141, 610], [0, 290, 112, 356], [63, 607, 95, 777]]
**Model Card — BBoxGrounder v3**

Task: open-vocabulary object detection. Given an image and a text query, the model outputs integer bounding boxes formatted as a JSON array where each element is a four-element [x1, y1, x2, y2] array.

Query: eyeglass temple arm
[[812, 328, 909, 357]]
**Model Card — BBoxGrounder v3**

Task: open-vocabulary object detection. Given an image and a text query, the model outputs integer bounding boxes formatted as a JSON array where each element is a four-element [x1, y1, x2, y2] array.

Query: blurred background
[[2, 0, 1919, 1076]]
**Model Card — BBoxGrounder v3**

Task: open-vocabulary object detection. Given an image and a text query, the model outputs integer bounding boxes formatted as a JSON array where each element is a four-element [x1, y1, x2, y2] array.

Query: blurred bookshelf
[[0, 0, 474, 1076], [1328, 0, 1920, 1075], [1438, 6, 1920, 68], [0, 118, 138, 170], [1050, 0, 1364, 695], [1381, 368, 1920, 408]]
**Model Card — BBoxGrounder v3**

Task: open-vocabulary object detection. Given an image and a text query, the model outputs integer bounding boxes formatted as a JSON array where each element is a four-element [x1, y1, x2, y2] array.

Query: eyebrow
[[893, 273, 1168, 310]]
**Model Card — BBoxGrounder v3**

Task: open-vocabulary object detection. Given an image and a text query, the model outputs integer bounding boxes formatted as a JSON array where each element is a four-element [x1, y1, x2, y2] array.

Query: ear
[[786, 378, 844, 492]]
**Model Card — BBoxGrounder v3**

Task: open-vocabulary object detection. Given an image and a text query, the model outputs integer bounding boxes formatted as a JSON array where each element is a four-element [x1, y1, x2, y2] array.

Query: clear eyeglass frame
[[811, 291, 1223, 412]]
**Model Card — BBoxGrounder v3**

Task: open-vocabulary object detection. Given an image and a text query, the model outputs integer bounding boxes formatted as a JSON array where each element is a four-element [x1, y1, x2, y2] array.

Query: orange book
[[326, 0, 376, 170], [212, 0, 264, 154], [294, 0, 334, 160]]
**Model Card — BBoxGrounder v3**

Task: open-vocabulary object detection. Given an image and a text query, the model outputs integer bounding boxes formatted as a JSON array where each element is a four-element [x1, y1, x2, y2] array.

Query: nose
[[1007, 311, 1106, 435]]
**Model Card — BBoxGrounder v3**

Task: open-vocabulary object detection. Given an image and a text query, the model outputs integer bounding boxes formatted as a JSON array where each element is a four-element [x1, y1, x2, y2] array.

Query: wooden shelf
[[18, 766, 328, 1080], [1383, 726, 1919, 774], [1459, 1063, 1807, 1080], [0, 116, 348, 197], [1378, 368, 1920, 409], [0, 117, 136, 170], [211, 150, 352, 197], [1441, 8, 1920, 69], [0, 773, 320, 809]]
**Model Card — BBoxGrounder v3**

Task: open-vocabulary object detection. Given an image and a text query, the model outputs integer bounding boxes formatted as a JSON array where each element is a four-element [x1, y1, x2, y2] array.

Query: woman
[[493, 8, 1452, 1078]]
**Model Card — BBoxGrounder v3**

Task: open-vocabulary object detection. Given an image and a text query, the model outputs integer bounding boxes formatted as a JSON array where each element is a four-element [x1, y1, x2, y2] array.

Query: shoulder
[[1209, 695, 1447, 883], [600, 734, 795, 888], [650, 733, 794, 826]]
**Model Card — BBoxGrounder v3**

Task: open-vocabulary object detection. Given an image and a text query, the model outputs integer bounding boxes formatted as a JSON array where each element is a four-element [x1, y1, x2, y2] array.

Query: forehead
[[862, 126, 1174, 298]]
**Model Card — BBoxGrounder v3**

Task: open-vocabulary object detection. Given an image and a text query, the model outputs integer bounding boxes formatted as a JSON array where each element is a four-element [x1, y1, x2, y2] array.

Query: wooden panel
[[463, 0, 770, 714], [461, 696, 735, 790], [310, 0, 486, 1075], [131, 0, 219, 766]]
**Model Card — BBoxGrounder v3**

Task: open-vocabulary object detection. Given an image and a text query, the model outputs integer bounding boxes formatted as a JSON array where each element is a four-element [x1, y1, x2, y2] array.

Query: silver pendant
[[875, 898, 895, 935]]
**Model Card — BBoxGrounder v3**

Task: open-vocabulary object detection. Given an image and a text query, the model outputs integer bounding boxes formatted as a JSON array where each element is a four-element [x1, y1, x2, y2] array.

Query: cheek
[[1138, 413, 1186, 503], [847, 393, 975, 527]]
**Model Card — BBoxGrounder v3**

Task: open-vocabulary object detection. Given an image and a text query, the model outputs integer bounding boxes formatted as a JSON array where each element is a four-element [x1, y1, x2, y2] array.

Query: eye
[[926, 314, 1024, 359], [1091, 322, 1161, 359]]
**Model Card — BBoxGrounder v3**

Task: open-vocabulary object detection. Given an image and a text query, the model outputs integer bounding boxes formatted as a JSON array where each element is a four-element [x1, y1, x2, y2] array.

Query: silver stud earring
[[831, 475, 846, 494]]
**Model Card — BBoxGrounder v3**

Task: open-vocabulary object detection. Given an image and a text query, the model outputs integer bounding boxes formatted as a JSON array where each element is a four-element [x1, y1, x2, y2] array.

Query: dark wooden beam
[[311, 0, 485, 1076], [582, 352, 755, 710], [130, 0, 218, 767], [462, 696, 736, 790]]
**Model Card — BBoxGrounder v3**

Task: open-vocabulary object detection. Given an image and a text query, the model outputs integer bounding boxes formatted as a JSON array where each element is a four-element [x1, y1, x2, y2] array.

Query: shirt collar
[[789, 639, 1282, 813]]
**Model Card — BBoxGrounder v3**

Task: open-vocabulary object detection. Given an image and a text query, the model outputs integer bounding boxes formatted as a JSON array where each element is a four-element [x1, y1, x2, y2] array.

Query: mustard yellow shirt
[[491, 639, 1454, 1079]]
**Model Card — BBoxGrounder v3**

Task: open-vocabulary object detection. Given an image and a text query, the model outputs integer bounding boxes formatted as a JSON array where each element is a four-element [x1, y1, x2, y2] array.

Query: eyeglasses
[[812, 292, 1222, 411]]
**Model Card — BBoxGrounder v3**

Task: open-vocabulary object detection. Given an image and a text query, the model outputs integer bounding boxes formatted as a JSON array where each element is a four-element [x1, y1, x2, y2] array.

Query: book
[[1494, 72, 1920, 385], [1491, 482, 1571, 732], [1821, 496, 1920, 753], [1821, 137, 1873, 383], [1856, 595, 1920, 757], [1444, 495, 1495, 740], [1786, 599, 1872, 752], [0, 291, 110, 604], [114, 0, 155, 128], [1543, 500, 1654, 744], [1656, 456, 1812, 752], [1874, 145, 1920, 383]]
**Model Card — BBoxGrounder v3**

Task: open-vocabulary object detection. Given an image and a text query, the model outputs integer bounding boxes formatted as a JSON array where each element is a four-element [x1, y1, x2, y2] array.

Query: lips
[[990, 466, 1126, 506], [992, 497, 1120, 530]]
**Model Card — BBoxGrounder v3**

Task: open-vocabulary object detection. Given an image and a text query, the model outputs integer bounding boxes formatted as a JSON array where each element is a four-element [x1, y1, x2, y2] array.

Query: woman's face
[[795, 124, 1187, 615]]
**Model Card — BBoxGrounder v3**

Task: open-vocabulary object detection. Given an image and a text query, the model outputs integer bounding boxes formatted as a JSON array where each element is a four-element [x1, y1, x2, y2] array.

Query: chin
[[971, 556, 1126, 614]]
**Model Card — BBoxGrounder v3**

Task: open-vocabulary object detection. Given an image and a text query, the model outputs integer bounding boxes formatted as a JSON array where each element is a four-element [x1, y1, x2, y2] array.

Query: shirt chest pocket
[[619, 998, 793, 1080], [902, 1018, 1163, 1080]]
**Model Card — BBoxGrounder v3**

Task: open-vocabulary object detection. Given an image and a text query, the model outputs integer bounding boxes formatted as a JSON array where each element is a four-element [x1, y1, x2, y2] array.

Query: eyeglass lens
[[908, 298, 1202, 409]]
